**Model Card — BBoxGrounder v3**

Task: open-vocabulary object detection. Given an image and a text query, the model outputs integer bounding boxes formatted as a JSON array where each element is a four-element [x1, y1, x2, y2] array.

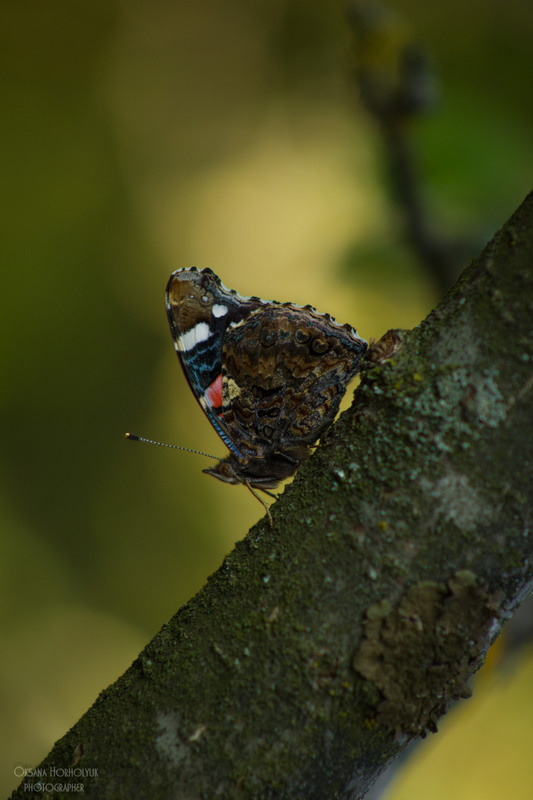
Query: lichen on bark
[[352, 571, 504, 737]]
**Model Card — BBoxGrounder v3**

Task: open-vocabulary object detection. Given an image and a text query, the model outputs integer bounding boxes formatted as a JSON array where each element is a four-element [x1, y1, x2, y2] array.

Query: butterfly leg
[[245, 482, 273, 526], [258, 487, 278, 500]]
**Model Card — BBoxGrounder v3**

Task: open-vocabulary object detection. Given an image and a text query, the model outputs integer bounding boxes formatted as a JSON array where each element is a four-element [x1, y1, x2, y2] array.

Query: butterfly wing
[[165, 268, 264, 459], [166, 267, 368, 487], [220, 303, 368, 463]]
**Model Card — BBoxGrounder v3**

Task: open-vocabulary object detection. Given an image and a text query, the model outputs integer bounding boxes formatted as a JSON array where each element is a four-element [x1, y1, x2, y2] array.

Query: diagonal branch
[[11, 192, 533, 800]]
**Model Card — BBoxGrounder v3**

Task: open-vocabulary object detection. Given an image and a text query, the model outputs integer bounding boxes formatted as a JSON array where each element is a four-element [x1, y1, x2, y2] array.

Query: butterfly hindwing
[[220, 303, 367, 460]]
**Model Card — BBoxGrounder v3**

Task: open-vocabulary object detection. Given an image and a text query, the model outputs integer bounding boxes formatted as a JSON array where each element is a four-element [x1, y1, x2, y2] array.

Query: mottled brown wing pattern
[[218, 304, 367, 478]]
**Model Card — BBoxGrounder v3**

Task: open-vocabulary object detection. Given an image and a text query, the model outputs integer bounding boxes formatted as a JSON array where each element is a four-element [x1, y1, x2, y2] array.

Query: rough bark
[[11, 192, 533, 800]]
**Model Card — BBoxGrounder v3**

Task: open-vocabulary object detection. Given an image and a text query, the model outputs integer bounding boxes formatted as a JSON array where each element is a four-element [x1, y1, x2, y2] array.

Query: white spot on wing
[[179, 322, 210, 352], [212, 304, 228, 318]]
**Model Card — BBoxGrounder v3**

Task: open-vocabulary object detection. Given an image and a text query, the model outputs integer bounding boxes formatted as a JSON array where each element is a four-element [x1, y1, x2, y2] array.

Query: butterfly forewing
[[165, 268, 262, 457]]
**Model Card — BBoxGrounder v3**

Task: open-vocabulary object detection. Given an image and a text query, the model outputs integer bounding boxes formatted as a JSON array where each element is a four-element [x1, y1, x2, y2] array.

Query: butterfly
[[162, 267, 367, 519]]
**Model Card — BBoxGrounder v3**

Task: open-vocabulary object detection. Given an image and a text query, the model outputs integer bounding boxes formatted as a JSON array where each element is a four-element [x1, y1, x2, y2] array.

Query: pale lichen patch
[[156, 712, 190, 767], [420, 471, 492, 532]]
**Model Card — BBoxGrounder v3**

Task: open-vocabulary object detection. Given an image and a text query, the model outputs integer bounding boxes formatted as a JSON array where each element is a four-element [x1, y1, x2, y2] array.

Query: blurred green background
[[1, 1, 532, 796]]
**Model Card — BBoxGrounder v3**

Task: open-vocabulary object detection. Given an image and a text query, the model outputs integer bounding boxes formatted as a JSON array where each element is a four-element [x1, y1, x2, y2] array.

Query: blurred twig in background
[[345, 0, 472, 293]]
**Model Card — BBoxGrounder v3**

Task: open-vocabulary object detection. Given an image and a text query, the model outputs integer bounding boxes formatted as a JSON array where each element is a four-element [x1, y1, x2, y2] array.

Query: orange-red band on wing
[[204, 374, 223, 410]]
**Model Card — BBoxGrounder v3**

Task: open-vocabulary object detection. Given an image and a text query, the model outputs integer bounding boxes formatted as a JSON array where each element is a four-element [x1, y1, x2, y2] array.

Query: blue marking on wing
[[176, 332, 245, 460]]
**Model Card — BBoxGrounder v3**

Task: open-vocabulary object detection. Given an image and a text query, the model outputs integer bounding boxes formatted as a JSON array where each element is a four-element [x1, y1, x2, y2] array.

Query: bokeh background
[[1, 1, 532, 796]]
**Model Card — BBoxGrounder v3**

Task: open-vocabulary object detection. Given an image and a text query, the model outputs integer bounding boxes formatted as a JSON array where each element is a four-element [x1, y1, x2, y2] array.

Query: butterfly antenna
[[125, 432, 219, 460]]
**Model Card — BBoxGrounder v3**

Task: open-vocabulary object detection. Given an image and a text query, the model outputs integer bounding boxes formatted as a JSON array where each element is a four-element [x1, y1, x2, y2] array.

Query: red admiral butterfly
[[164, 267, 367, 517]]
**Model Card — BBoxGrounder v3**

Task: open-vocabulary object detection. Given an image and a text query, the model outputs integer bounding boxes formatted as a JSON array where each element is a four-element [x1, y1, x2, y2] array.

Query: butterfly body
[[165, 268, 367, 492]]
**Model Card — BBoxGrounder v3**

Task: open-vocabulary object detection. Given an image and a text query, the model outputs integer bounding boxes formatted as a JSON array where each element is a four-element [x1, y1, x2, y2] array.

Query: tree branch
[[11, 192, 533, 800]]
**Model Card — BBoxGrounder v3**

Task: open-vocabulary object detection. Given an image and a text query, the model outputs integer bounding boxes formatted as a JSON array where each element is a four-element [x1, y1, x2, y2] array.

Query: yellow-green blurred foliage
[[1, 0, 531, 796]]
